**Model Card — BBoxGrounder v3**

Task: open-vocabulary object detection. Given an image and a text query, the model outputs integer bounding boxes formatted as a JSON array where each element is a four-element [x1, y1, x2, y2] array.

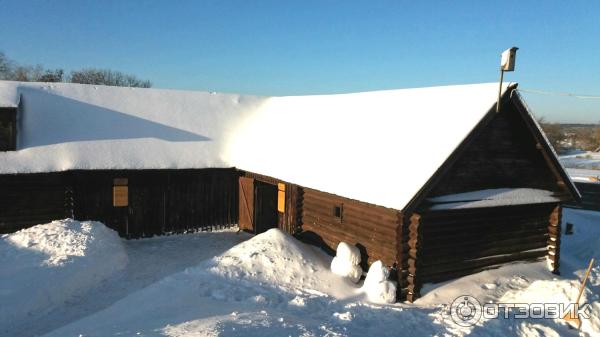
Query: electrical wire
[[518, 88, 600, 100]]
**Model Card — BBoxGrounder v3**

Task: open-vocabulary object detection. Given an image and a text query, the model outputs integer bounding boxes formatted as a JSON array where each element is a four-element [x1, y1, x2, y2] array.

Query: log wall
[[0, 173, 70, 233], [427, 102, 563, 197], [73, 169, 239, 238], [405, 203, 558, 302], [299, 188, 401, 271], [1, 169, 238, 237]]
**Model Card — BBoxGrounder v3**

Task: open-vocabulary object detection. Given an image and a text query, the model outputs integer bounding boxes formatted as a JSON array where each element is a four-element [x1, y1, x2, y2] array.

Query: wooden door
[[238, 177, 254, 232], [254, 181, 278, 234]]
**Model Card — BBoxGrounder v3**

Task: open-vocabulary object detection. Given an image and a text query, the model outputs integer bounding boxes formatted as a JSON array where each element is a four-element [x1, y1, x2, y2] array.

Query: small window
[[333, 204, 343, 222]]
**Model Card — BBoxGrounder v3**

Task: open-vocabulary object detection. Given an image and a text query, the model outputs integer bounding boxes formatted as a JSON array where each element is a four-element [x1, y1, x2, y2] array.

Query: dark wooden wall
[[1, 169, 238, 237], [0, 172, 70, 233], [241, 171, 303, 235], [73, 169, 239, 238], [565, 182, 600, 211], [405, 203, 558, 301], [0, 107, 17, 151], [426, 103, 564, 198], [299, 188, 401, 271]]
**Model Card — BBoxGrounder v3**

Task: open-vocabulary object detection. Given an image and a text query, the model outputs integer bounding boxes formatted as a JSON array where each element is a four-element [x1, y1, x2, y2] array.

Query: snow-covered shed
[[0, 80, 580, 301]]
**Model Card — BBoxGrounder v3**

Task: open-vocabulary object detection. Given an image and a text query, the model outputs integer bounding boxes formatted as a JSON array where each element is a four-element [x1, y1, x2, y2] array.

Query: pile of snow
[[34, 213, 600, 336], [330, 242, 363, 283], [428, 188, 561, 210], [500, 278, 599, 335], [206, 228, 359, 298], [362, 261, 397, 304], [0, 219, 127, 330]]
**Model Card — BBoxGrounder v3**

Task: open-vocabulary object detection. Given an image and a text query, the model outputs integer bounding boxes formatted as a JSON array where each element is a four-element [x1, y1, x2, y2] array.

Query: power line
[[518, 88, 600, 100]]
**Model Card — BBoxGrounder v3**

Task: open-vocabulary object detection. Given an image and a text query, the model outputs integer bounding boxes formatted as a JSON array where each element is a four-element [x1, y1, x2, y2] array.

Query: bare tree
[[0, 51, 149, 87], [0, 52, 14, 80], [537, 117, 564, 153], [69, 68, 151, 88]]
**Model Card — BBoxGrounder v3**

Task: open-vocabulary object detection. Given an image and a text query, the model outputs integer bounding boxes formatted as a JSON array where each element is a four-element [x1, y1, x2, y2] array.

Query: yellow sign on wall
[[277, 183, 286, 213], [113, 186, 129, 207]]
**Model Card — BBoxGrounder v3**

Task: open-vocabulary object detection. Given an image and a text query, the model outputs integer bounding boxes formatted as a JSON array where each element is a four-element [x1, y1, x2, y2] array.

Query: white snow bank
[[40, 214, 600, 336], [331, 256, 363, 283], [0, 219, 127, 331], [330, 242, 363, 283], [500, 279, 599, 335], [362, 261, 397, 304], [336, 241, 361, 265], [428, 188, 561, 210], [206, 228, 359, 298]]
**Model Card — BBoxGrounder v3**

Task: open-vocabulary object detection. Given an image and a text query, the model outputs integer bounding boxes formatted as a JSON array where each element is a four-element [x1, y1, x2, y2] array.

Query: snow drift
[[206, 228, 359, 298], [330, 242, 363, 283], [0, 219, 127, 331], [38, 215, 600, 336], [362, 261, 397, 304]]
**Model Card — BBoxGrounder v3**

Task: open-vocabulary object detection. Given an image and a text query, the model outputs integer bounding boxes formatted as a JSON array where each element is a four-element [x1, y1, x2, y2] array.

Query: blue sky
[[0, 0, 599, 122]]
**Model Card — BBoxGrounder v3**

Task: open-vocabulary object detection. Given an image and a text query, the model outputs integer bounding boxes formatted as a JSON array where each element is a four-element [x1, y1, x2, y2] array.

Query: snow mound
[[331, 256, 362, 283], [362, 261, 397, 304], [0, 219, 127, 330], [500, 279, 600, 335], [330, 242, 363, 283], [206, 228, 358, 298], [336, 242, 361, 266]]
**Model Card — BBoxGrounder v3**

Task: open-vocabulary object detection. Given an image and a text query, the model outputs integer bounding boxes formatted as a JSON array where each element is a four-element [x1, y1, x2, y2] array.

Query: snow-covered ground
[[561, 151, 600, 176], [0, 222, 248, 337], [1, 209, 599, 337], [0, 219, 127, 334]]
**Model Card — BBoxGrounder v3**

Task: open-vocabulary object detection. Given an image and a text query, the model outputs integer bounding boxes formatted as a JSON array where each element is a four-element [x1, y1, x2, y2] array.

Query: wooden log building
[[0, 81, 580, 301]]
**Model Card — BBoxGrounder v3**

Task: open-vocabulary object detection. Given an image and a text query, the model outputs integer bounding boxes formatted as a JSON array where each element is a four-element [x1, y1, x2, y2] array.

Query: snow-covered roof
[[566, 168, 600, 183], [0, 80, 515, 209]]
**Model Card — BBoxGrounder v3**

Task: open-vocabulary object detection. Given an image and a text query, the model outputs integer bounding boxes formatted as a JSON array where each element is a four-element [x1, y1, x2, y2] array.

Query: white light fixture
[[497, 47, 518, 112]]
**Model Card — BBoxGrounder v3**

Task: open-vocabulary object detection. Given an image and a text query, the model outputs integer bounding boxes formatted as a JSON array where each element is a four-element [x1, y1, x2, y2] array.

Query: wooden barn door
[[238, 177, 254, 232], [254, 181, 278, 234]]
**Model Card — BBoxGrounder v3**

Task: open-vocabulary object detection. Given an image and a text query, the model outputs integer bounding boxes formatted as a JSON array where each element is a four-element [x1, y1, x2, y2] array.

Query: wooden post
[[547, 205, 562, 274], [407, 213, 421, 302]]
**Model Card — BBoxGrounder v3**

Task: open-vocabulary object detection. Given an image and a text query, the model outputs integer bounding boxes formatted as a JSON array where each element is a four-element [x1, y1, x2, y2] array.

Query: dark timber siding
[[1, 169, 238, 237], [241, 171, 303, 235], [73, 169, 239, 237], [0, 173, 70, 233], [427, 102, 563, 198], [299, 188, 401, 270], [405, 203, 558, 301]]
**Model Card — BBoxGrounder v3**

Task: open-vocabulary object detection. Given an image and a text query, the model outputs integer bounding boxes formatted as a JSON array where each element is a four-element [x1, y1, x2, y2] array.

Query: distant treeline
[[538, 118, 600, 153], [0, 51, 151, 88]]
